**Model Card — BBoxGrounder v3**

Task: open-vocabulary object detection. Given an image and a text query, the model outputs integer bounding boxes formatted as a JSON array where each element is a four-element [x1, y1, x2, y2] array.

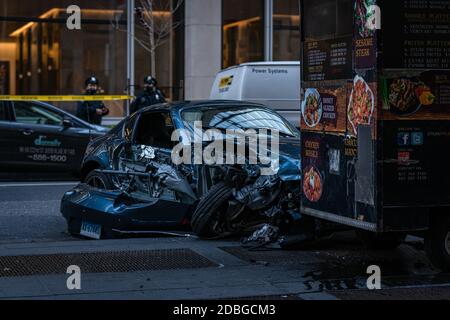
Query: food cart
[[299, 0, 450, 270]]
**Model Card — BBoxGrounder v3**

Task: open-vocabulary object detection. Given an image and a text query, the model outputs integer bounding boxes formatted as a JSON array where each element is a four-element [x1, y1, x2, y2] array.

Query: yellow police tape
[[0, 95, 133, 101]]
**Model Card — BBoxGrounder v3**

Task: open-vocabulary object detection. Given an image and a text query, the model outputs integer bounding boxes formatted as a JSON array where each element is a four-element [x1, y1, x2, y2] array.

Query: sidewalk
[[0, 237, 335, 300], [0, 236, 442, 300]]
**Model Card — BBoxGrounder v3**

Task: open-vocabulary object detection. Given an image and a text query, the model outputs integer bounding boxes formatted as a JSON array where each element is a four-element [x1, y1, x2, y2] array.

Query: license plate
[[80, 221, 102, 240]]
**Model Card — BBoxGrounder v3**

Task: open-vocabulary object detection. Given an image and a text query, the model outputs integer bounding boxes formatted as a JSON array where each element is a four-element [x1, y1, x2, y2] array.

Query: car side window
[[13, 102, 63, 126], [0, 102, 7, 121], [134, 111, 175, 149]]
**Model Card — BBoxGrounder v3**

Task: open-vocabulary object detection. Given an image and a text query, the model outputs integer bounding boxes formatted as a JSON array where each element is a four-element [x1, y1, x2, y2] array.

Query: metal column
[[126, 0, 135, 116], [264, 0, 273, 61]]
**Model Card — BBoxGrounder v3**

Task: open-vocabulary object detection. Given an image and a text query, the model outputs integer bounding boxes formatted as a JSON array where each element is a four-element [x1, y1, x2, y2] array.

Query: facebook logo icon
[[398, 133, 410, 146]]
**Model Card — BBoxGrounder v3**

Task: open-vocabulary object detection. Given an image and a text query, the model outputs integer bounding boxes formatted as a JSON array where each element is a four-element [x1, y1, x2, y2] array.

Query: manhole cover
[[0, 248, 218, 277]]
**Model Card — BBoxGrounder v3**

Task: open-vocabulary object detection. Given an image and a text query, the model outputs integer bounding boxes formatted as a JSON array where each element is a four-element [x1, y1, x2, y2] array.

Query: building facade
[[0, 0, 299, 118]]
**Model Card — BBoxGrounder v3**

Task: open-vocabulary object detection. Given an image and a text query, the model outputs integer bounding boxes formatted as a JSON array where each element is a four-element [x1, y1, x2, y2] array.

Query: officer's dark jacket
[[130, 89, 166, 113], [76, 100, 108, 125]]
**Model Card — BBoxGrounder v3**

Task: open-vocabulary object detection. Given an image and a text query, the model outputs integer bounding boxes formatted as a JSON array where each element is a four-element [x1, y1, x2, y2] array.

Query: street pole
[[264, 0, 273, 62], [126, 0, 135, 116]]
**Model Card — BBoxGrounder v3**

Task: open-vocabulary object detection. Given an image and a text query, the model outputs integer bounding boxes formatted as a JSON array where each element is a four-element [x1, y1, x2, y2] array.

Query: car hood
[[276, 136, 301, 182], [218, 133, 301, 182]]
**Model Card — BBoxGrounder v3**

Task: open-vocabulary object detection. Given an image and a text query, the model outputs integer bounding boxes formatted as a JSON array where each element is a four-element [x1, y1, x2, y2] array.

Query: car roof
[[137, 100, 269, 114]]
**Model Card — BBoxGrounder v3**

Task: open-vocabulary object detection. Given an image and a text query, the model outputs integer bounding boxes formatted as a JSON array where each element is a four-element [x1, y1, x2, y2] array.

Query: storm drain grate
[[0, 248, 218, 277], [220, 246, 323, 265]]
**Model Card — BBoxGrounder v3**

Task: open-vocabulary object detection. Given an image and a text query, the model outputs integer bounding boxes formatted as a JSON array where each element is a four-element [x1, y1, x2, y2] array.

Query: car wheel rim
[[445, 231, 450, 256], [86, 176, 106, 189], [211, 204, 232, 236]]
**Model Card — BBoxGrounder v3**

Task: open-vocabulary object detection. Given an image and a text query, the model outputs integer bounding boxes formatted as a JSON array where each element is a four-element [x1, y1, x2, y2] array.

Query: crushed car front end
[[61, 101, 303, 240], [61, 144, 199, 239], [61, 183, 193, 239]]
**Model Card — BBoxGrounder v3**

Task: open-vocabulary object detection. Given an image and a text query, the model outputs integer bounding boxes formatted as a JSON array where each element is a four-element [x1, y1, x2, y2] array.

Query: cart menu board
[[382, 70, 450, 120], [304, 38, 353, 81], [379, 0, 450, 207], [300, 83, 348, 133], [382, 0, 450, 70], [301, 0, 354, 134], [301, 0, 372, 220], [302, 0, 354, 81], [354, 0, 377, 69], [380, 0, 450, 120]]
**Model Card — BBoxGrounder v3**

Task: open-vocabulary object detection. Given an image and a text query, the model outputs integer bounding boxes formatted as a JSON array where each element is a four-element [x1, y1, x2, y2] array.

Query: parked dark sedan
[[0, 100, 108, 177], [61, 100, 301, 240]]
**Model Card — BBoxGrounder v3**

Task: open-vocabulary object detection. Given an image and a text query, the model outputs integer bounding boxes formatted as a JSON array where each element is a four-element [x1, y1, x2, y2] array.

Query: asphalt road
[[0, 182, 77, 244]]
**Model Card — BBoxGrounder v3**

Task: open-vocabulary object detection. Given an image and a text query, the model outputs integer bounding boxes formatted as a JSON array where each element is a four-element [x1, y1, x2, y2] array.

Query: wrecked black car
[[61, 100, 301, 240]]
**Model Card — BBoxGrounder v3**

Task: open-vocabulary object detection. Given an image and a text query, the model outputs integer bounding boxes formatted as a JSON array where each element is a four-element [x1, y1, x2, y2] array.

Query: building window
[[0, 0, 185, 117], [222, 0, 264, 69], [1, 1, 128, 116], [273, 0, 300, 61]]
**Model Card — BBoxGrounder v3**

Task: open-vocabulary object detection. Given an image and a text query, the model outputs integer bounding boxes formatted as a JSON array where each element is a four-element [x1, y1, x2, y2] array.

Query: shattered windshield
[[181, 106, 300, 138]]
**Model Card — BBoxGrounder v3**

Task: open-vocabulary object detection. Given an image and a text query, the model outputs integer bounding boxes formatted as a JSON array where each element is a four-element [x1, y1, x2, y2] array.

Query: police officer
[[76, 76, 109, 125], [130, 76, 166, 113]]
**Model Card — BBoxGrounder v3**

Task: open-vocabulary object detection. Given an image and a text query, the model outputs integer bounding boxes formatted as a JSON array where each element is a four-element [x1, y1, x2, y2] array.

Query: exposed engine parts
[[100, 145, 197, 204]]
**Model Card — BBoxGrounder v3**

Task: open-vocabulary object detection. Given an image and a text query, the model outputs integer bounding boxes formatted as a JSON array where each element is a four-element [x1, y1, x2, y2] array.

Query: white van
[[209, 61, 301, 127]]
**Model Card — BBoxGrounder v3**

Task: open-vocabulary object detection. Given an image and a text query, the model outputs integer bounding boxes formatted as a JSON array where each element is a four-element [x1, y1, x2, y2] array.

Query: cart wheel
[[425, 216, 450, 272], [357, 230, 406, 250], [85, 170, 113, 190]]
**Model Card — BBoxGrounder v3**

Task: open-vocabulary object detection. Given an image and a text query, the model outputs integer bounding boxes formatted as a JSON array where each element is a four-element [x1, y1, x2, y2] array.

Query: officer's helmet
[[85, 76, 100, 87], [144, 76, 157, 86]]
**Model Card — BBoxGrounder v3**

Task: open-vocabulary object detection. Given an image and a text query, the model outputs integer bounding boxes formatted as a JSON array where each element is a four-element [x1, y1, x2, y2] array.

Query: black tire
[[84, 170, 113, 190], [357, 230, 406, 250], [191, 182, 233, 238], [425, 216, 450, 272]]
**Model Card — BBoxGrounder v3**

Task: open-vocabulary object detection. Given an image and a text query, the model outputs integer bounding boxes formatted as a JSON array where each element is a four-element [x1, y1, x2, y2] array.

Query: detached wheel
[[357, 230, 405, 250], [85, 170, 113, 190], [425, 216, 450, 272], [191, 182, 233, 238]]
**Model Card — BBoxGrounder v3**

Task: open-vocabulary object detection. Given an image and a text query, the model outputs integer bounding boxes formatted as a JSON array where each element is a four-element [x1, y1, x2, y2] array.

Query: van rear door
[[210, 67, 242, 100]]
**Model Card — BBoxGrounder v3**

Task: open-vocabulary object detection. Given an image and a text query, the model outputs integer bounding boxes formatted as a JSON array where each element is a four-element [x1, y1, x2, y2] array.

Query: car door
[[0, 101, 17, 169], [129, 111, 191, 223], [10, 101, 91, 173]]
